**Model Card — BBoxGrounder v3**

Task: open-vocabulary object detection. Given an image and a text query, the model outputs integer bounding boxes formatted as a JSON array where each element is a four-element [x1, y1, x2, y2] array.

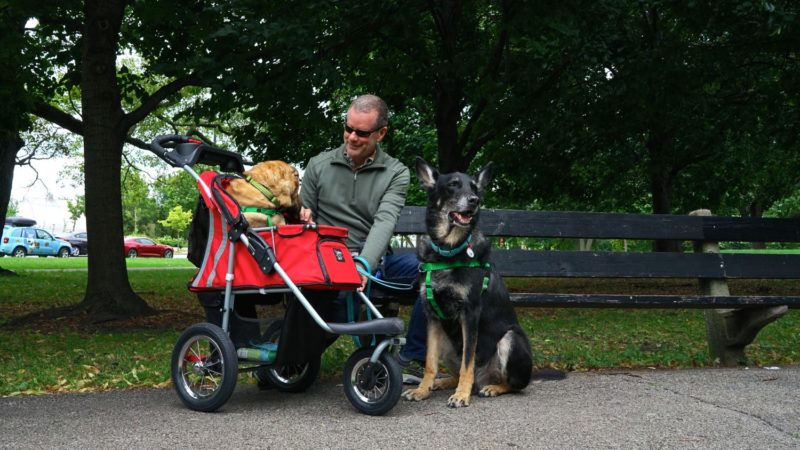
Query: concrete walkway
[[2, 365, 798, 449]]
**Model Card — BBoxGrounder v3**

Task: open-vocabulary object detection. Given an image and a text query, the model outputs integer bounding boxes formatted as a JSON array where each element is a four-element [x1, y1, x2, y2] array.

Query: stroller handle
[[149, 134, 247, 173]]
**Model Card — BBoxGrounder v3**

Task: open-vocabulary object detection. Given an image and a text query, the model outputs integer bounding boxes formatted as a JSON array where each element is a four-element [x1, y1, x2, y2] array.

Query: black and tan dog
[[402, 157, 533, 408], [224, 160, 302, 227]]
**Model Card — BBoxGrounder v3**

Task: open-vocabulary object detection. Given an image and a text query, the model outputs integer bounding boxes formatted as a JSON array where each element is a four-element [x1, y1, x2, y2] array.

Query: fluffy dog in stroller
[[224, 160, 302, 227], [187, 159, 304, 350]]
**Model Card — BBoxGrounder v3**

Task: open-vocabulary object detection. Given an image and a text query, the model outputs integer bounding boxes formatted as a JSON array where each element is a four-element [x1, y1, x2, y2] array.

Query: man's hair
[[349, 94, 389, 128]]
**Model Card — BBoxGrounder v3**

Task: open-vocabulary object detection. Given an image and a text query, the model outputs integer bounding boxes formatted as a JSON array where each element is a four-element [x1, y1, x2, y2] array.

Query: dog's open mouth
[[449, 211, 475, 226]]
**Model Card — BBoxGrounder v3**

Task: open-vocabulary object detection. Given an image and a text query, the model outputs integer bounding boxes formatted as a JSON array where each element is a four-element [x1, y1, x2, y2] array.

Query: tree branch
[[124, 135, 150, 151], [32, 102, 84, 136], [121, 74, 201, 132]]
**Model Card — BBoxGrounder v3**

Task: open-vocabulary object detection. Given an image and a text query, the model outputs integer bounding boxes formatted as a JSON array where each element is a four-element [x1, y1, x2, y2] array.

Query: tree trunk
[[746, 200, 767, 250], [647, 128, 681, 252], [0, 132, 21, 224], [78, 0, 154, 318], [0, 132, 23, 275], [429, 1, 470, 174]]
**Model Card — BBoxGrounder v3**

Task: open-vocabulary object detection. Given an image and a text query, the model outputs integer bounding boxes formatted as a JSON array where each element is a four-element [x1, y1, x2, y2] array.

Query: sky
[[10, 157, 85, 234], [9, 153, 294, 235]]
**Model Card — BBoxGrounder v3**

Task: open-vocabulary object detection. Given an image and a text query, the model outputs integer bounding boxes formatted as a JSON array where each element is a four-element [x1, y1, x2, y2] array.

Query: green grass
[[4, 329, 179, 394], [1, 256, 195, 271], [1, 259, 799, 396]]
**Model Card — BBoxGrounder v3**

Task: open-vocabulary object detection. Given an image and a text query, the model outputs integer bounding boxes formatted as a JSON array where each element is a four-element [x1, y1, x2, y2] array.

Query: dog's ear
[[415, 157, 438, 191], [475, 161, 493, 194]]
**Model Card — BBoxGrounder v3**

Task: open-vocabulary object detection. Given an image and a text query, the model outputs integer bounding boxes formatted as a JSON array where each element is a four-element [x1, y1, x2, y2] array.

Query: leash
[[347, 256, 415, 348], [353, 256, 415, 291]]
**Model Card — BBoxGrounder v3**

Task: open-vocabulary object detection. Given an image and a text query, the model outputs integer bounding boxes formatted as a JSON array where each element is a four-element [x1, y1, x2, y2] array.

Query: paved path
[[2, 366, 798, 449]]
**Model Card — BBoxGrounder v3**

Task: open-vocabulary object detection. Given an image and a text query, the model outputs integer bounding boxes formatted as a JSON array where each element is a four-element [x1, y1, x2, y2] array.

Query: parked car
[[3, 216, 36, 227], [123, 236, 174, 258], [56, 231, 88, 256], [1, 226, 72, 258]]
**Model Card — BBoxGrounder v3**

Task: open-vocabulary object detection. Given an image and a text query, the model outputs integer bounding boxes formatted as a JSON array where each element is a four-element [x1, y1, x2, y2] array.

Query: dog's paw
[[432, 376, 458, 391], [446, 393, 471, 408], [478, 384, 507, 397], [402, 387, 430, 402]]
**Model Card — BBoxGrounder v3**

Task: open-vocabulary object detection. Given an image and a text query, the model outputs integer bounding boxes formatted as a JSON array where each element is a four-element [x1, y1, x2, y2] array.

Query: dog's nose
[[468, 195, 479, 205]]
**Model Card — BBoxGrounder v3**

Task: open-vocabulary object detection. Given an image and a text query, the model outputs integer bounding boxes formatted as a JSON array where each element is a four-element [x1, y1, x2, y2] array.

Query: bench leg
[[689, 209, 788, 366], [704, 306, 788, 366]]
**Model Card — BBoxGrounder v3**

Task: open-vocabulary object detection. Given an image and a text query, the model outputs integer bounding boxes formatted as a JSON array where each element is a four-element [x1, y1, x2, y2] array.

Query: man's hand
[[300, 207, 314, 223], [358, 274, 368, 292]]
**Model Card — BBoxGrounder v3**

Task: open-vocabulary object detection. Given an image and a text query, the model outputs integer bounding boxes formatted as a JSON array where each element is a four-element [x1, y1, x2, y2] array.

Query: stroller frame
[[149, 135, 406, 416]]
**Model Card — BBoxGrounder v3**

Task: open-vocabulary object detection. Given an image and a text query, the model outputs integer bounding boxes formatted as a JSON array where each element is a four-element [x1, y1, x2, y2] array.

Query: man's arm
[[300, 158, 320, 223], [359, 164, 410, 273]]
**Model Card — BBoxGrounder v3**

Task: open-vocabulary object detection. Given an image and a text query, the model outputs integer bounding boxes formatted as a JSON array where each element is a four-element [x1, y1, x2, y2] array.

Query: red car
[[123, 236, 174, 258]]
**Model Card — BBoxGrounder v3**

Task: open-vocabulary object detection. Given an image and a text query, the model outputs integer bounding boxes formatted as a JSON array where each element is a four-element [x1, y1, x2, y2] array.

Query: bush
[[157, 236, 187, 249]]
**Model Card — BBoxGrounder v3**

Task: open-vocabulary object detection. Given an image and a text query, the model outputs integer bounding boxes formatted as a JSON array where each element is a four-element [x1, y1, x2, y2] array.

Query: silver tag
[[466, 247, 475, 258]]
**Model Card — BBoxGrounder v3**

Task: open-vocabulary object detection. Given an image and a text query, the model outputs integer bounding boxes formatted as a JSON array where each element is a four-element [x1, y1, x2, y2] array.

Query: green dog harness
[[240, 206, 279, 226], [420, 259, 491, 320], [241, 175, 282, 226]]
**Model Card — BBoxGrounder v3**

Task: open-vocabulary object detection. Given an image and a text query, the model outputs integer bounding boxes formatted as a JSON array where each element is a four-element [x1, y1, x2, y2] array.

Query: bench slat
[[391, 248, 800, 279], [509, 293, 800, 308], [493, 250, 721, 278], [394, 206, 800, 242], [491, 250, 800, 279], [703, 217, 800, 243]]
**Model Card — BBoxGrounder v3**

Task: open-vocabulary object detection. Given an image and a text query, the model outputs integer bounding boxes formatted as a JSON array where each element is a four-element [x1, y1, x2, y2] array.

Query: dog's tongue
[[451, 212, 473, 225]]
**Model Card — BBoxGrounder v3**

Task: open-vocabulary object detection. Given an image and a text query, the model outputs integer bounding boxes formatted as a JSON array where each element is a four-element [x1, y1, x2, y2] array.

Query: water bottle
[[237, 346, 276, 363]]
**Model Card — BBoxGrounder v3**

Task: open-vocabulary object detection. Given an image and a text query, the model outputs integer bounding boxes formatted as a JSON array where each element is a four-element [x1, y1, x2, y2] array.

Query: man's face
[[343, 107, 387, 164]]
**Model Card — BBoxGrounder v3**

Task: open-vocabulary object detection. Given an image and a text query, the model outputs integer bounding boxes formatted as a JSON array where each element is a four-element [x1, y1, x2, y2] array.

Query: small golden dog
[[224, 160, 302, 228]]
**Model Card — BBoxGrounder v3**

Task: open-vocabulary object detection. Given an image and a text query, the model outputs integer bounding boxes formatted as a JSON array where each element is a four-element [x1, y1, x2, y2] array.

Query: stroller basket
[[190, 171, 362, 292]]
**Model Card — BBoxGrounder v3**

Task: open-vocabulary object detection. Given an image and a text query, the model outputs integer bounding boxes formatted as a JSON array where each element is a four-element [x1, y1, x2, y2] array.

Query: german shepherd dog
[[402, 157, 533, 408], [224, 160, 302, 228]]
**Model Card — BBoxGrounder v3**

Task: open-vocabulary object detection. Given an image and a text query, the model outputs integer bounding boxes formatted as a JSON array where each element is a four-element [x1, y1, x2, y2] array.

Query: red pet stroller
[[149, 135, 406, 415]]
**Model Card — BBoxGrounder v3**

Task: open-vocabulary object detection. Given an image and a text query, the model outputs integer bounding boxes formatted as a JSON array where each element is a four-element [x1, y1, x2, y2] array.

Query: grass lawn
[[1, 257, 799, 397]]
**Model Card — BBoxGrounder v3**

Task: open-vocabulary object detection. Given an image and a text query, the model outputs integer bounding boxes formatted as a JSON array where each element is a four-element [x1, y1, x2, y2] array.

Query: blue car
[[0, 226, 73, 258]]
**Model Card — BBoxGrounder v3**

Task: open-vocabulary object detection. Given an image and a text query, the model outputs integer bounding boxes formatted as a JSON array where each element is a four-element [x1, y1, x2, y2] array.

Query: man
[[300, 94, 427, 382], [300, 94, 407, 283]]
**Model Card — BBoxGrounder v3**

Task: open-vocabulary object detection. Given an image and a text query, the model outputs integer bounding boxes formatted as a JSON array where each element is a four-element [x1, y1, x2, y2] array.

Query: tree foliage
[[66, 195, 84, 231], [3, 0, 800, 312], [158, 205, 192, 238]]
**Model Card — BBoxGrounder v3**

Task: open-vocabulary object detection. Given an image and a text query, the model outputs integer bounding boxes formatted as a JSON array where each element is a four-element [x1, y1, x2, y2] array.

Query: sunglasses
[[344, 123, 383, 138]]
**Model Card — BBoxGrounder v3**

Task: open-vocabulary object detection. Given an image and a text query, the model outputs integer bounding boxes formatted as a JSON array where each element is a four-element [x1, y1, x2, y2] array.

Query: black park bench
[[382, 206, 800, 366]]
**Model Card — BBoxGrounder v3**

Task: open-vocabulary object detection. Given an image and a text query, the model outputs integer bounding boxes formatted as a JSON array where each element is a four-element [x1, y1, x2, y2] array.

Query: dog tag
[[466, 246, 475, 258]]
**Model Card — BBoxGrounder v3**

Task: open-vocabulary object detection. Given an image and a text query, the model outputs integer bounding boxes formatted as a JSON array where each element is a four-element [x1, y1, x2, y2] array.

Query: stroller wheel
[[343, 346, 402, 416], [171, 322, 237, 412], [254, 319, 320, 393]]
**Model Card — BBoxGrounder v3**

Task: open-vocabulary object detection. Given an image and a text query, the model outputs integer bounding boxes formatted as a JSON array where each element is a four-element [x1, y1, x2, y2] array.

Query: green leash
[[420, 260, 491, 320]]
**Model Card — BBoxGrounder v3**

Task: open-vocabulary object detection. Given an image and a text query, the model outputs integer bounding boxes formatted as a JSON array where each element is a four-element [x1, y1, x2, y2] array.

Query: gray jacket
[[301, 145, 410, 272]]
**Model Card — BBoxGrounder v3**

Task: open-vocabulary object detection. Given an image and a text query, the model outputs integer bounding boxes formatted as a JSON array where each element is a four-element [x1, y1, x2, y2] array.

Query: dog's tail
[[530, 368, 567, 382]]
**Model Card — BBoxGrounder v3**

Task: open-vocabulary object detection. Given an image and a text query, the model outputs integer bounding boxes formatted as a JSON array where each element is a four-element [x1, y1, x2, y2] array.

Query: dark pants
[[311, 252, 428, 361], [375, 252, 427, 362]]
